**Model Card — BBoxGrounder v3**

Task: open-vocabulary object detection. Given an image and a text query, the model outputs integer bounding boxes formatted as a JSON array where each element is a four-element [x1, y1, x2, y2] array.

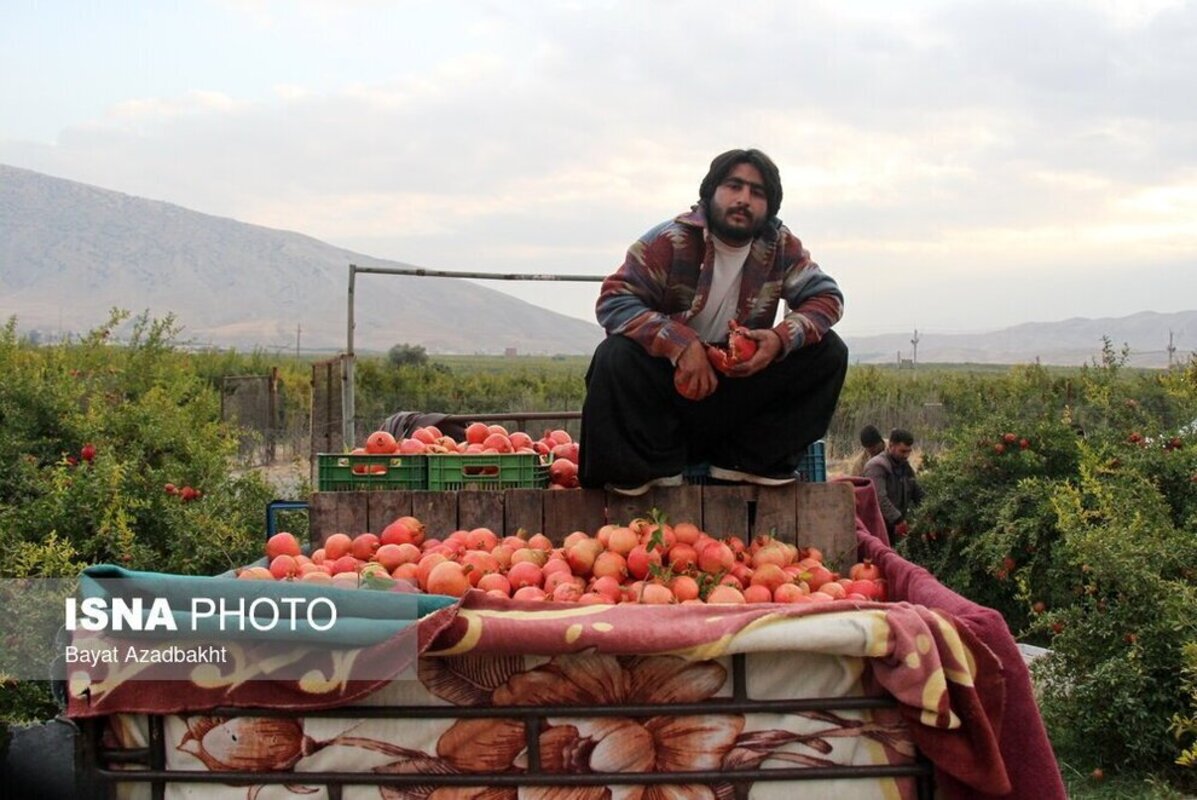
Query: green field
[[400, 353, 1166, 463]]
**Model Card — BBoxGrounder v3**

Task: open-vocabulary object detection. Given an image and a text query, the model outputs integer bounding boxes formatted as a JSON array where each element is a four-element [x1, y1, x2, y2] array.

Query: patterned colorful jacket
[[595, 205, 843, 363]]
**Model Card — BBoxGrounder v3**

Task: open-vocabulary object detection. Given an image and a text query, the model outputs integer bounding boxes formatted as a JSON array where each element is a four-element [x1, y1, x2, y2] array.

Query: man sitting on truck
[[579, 148, 848, 496]]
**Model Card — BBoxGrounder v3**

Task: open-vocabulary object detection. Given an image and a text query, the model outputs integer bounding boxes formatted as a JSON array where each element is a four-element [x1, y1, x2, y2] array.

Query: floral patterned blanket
[[74, 589, 1012, 799]]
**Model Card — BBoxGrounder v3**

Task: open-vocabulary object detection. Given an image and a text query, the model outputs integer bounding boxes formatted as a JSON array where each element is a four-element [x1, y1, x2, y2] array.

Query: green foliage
[[1031, 444, 1197, 769], [0, 312, 276, 578], [1062, 766, 1192, 799], [829, 364, 953, 456], [387, 342, 429, 367], [0, 311, 285, 723], [826, 357, 1177, 462], [1173, 643, 1197, 769], [0, 679, 58, 727], [189, 346, 312, 430], [898, 414, 1082, 626], [7, 531, 85, 578], [896, 351, 1197, 777], [353, 355, 588, 432]]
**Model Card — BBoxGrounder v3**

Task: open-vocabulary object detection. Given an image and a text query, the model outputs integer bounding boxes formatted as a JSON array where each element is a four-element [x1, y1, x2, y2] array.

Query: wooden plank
[[702, 485, 756, 541], [543, 489, 607, 538], [308, 492, 337, 547], [505, 489, 545, 540], [340, 491, 371, 538], [308, 491, 369, 546], [367, 491, 413, 534], [412, 491, 459, 539], [457, 491, 505, 535], [309, 357, 345, 485], [310, 482, 856, 566], [604, 492, 654, 528], [605, 484, 704, 532], [648, 484, 703, 530], [755, 485, 799, 544], [795, 482, 857, 573]]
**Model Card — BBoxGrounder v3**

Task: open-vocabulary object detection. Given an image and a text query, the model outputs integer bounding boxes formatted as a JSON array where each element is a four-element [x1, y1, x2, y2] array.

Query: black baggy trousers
[[579, 331, 849, 488]]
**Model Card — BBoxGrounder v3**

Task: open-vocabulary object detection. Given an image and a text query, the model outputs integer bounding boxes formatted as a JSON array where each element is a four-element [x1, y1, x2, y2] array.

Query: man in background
[[863, 428, 924, 538], [849, 424, 885, 476]]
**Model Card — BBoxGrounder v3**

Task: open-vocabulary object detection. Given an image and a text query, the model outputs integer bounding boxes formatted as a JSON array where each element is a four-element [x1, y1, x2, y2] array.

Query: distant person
[[863, 428, 924, 538], [849, 424, 886, 476], [578, 148, 848, 495]]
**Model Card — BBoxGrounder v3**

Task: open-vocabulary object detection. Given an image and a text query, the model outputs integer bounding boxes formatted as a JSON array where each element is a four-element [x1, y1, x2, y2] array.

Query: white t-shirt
[[688, 236, 750, 342]]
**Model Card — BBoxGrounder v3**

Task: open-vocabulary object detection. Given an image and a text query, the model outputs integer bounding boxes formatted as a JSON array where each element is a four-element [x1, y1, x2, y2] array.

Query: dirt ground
[[256, 457, 311, 496]]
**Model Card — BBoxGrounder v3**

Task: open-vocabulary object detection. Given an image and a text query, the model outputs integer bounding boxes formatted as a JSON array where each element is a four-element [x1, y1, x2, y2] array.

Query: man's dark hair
[[698, 148, 783, 221], [889, 428, 915, 447], [859, 425, 884, 447]]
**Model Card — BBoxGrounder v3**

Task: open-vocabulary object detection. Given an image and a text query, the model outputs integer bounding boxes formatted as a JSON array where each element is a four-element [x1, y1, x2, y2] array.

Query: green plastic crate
[[425, 453, 549, 491], [317, 453, 427, 491]]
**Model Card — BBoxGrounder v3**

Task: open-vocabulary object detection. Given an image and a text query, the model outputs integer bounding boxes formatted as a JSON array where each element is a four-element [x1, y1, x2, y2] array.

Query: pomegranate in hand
[[705, 321, 759, 375]]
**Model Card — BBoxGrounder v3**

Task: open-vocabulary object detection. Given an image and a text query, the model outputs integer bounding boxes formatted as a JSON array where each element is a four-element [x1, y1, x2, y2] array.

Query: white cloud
[[2, 0, 1195, 335], [104, 90, 244, 126], [272, 84, 309, 100], [1086, 0, 1187, 29]]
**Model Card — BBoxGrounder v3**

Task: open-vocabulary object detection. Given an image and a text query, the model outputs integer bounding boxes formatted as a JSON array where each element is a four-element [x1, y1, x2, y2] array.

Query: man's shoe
[[707, 466, 797, 487], [606, 473, 685, 497]]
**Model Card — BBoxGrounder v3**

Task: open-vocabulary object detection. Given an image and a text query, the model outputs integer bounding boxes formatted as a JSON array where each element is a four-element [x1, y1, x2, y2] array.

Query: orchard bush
[[900, 414, 1082, 628], [1174, 644, 1197, 769], [1030, 441, 1197, 770], [0, 312, 276, 577], [0, 312, 281, 723], [899, 351, 1197, 778]]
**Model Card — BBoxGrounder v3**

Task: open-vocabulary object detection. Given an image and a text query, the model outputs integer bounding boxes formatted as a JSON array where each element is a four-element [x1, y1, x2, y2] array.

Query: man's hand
[[726, 329, 783, 377], [674, 340, 718, 401]]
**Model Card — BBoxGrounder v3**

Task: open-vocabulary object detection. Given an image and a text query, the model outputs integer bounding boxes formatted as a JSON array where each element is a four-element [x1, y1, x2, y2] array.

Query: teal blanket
[[79, 564, 458, 648]]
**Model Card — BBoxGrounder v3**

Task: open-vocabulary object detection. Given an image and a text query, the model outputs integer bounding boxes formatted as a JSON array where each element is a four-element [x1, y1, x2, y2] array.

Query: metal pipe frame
[[344, 263, 605, 448]]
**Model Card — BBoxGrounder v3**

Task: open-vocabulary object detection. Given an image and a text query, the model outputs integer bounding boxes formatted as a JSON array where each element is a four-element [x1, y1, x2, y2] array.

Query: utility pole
[[1167, 330, 1176, 369], [911, 328, 921, 366], [296, 324, 302, 360]]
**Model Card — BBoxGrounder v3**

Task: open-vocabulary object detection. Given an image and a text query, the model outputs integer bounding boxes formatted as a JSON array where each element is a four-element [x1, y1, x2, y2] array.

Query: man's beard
[[709, 203, 766, 243]]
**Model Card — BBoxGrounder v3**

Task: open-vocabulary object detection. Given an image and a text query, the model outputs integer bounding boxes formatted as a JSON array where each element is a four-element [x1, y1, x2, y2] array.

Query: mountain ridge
[[2, 163, 1192, 365], [845, 308, 1195, 367], [0, 163, 605, 355]]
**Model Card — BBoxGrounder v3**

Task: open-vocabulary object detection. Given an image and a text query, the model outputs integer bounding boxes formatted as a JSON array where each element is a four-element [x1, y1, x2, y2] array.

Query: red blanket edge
[[837, 476, 1066, 800]]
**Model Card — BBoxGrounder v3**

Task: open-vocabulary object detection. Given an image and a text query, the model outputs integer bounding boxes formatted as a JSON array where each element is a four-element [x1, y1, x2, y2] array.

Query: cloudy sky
[[3, 0, 1195, 337]]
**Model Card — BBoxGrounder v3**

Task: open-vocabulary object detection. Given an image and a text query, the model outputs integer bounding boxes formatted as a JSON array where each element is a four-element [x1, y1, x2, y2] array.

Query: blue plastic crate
[[684, 440, 826, 484], [795, 439, 827, 482]]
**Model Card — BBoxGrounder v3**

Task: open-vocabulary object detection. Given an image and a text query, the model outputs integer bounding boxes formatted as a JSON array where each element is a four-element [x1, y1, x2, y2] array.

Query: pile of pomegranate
[[352, 423, 581, 489], [248, 516, 887, 606]]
